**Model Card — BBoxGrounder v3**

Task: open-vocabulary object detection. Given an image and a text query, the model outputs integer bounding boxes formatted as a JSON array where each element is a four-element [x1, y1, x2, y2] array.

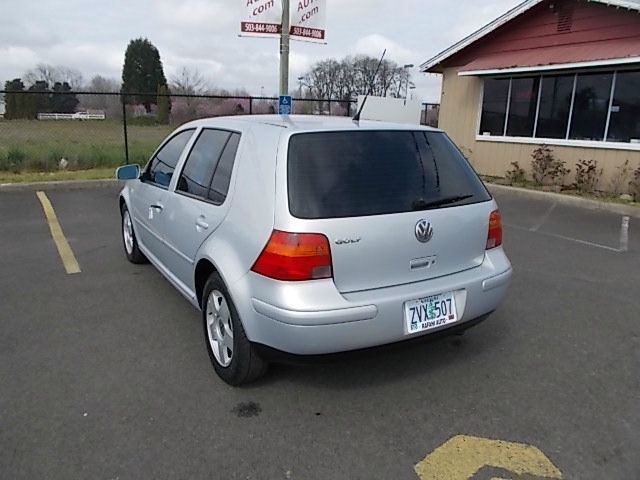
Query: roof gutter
[[458, 56, 640, 76]]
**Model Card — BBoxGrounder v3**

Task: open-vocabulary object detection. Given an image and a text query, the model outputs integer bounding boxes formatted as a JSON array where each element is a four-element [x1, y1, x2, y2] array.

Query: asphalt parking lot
[[1, 184, 639, 479]]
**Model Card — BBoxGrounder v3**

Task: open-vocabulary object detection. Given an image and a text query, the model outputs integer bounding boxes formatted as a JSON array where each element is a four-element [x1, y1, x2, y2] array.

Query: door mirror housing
[[116, 164, 141, 180]]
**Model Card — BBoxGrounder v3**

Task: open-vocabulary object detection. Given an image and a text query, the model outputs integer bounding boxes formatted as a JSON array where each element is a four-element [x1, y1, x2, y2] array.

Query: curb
[[487, 183, 640, 218], [0, 179, 120, 192]]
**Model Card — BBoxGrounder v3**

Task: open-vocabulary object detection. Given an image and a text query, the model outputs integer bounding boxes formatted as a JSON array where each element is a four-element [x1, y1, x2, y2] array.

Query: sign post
[[279, 0, 290, 97], [240, 0, 327, 112]]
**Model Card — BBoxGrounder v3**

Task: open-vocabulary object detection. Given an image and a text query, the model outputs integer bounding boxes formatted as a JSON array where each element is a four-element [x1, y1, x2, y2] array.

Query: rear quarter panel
[[195, 123, 280, 289]]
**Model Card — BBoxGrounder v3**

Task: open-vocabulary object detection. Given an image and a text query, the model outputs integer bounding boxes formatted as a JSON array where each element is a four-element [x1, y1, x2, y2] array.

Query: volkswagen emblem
[[415, 219, 433, 243]]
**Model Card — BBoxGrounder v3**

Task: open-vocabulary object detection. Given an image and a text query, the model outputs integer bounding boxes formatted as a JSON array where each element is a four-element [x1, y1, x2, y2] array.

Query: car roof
[[181, 115, 443, 133]]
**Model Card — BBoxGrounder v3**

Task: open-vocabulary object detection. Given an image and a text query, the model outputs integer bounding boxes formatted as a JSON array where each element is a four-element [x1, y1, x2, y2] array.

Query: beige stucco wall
[[438, 67, 640, 190]]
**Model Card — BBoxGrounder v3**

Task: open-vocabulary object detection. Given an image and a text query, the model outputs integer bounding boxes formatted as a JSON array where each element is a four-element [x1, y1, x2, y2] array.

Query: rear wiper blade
[[411, 195, 474, 211]]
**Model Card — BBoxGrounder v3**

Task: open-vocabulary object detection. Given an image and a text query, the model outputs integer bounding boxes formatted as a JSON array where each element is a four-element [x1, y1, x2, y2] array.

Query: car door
[[162, 128, 242, 289], [129, 128, 196, 265]]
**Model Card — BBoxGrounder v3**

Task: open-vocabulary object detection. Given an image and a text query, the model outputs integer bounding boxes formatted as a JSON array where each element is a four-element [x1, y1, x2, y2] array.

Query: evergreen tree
[[121, 38, 168, 112], [4, 79, 25, 119], [51, 82, 79, 113], [25, 81, 51, 119]]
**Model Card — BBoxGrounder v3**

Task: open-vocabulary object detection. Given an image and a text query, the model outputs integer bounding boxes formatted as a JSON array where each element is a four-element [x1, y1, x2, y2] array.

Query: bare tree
[[167, 67, 209, 121], [309, 59, 340, 98], [79, 75, 121, 118], [23, 64, 57, 86], [170, 67, 209, 96], [303, 59, 342, 112], [24, 64, 84, 89], [87, 75, 120, 93], [389, 66, 410, 98], [351, 55, 382, 96], [212, 87, 251, 97], [303, 55, 412, 103]]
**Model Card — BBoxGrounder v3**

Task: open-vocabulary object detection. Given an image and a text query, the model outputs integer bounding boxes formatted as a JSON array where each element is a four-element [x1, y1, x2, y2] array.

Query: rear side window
[[208, 133, 240, 204], [177, 129, 232, 198], [287, 130, 490, 219], [145, 129, 195, 188]]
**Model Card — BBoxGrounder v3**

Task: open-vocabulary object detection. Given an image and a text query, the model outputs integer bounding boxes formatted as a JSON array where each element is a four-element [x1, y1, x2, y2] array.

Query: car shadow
[[246, 315, 510, 391]]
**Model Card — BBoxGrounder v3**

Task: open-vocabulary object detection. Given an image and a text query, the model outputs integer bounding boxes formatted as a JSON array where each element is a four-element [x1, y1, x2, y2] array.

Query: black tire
[[120, 203, 147, 264], [202, 272, 268, 386]]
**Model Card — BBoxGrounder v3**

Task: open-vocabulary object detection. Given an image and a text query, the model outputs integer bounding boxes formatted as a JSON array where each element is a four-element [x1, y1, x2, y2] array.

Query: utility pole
[[279, 0, 291, 96], [403, 64, 414, 100]]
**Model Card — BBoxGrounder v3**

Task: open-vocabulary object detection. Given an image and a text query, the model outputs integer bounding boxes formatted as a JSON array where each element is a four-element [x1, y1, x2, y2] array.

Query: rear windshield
[[287, 130, 491, 219]]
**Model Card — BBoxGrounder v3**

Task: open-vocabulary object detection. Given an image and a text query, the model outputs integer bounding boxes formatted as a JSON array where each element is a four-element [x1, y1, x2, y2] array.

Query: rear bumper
[[254, 313, 492, 364], [231, 248, 512, 355], [251, 299, 378, 325]]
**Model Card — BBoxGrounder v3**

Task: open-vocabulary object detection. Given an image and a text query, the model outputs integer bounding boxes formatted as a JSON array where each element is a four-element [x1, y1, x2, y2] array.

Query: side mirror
[[116, 164, 141, 180]]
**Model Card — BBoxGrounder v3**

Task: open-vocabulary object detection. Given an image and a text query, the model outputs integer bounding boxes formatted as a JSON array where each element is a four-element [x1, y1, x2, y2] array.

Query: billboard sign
[[290, 0, 326, 43], [241, 0, 283, 38]]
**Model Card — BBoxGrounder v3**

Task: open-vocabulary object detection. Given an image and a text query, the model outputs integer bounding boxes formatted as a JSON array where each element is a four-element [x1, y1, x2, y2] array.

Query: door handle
[[148, 203, 164, 220], [196, 217, 209, 230]]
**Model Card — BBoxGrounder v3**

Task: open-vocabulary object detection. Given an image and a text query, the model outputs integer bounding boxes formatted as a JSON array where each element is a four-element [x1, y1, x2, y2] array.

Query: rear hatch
[[286, 129, 493, 294]]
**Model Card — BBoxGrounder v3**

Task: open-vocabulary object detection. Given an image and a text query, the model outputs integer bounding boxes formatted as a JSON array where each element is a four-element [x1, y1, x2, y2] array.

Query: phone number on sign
[[241, 22, 281, 34], [290, 26, 325, 39]]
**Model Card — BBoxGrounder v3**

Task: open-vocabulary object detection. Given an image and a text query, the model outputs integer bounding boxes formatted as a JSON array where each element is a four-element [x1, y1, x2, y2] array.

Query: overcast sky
[[0, 0, 522, 102]]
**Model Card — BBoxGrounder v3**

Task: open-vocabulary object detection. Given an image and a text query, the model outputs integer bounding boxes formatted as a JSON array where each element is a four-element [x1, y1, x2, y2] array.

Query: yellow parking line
[[36, 191, 81, 275]]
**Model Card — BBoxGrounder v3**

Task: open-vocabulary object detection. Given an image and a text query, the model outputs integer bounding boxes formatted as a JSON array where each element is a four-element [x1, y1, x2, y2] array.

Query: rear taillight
[[486, 210, 503, 250], [251, 230, 333, 281]]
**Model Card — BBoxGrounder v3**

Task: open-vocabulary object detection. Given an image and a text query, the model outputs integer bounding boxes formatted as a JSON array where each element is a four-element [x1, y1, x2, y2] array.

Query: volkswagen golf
[[116, 115, 512, 385]]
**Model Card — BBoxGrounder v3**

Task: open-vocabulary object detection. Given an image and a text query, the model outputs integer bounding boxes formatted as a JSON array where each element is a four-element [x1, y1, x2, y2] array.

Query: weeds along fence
[[0, 90, 359, 173]]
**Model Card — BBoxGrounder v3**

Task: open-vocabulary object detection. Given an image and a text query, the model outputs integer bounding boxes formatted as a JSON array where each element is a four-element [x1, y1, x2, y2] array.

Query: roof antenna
[[353, 49, 386, 122]]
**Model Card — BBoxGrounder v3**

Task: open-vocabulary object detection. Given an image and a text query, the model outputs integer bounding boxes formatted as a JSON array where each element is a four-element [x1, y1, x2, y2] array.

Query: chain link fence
[[0, 90, 438, 174]]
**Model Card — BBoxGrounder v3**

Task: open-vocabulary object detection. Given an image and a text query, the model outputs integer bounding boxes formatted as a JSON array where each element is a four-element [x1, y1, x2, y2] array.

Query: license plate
[[404, 292, 458, 335]]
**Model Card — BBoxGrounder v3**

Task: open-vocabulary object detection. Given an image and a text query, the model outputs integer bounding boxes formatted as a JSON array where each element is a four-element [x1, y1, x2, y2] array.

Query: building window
[[479, 78, 510, 136], [569, 73, 613, 141], [536, 75, 574, 139], [506, 77, 540, 137], [478, 68, 640, 146], [607, 70, 640, 143]]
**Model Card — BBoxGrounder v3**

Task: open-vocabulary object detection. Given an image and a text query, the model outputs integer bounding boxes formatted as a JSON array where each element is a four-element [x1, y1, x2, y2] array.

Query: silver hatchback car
[[117, 115, 512, 385]]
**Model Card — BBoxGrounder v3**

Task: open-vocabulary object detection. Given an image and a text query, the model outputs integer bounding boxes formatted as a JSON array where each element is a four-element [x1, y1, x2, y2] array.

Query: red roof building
[[421, 0, 640, 187]]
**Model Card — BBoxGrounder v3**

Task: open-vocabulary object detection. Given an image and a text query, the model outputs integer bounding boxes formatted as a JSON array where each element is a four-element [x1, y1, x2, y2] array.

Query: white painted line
[[505, 223, 622, 253], [530, 202, 557, 232], [545, 232, 622, 253]]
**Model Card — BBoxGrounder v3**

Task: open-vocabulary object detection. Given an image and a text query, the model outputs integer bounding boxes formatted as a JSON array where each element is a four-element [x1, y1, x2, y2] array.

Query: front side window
[[145, 129, 195, 188], [177, 129, 232, 198]]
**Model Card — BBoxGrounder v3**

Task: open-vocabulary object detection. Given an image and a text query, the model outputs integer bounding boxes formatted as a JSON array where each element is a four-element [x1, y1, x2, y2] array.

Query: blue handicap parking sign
[[279, 95, 292, 115]]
